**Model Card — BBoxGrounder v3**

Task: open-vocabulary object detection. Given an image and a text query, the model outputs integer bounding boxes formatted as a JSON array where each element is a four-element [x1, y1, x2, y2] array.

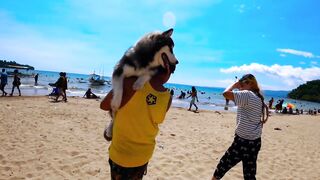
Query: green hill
[[0, 60, 34, 70], [288, 80, 320, 103]]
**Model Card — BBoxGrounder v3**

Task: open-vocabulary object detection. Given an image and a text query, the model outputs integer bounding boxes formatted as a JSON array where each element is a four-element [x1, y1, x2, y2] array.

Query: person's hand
[[232, 81, 241, 90]]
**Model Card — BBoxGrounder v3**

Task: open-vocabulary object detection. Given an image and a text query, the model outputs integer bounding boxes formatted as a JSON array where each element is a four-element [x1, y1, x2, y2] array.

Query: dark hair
[[239, 74, 254, 83]]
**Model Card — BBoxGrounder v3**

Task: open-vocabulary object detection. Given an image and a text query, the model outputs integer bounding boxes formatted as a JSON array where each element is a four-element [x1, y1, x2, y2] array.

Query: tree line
[[0, 60, 34, 70], [288, 80, 320, 103]]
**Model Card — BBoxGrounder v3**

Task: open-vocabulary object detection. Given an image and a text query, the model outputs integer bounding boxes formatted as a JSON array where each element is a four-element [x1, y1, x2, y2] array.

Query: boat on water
[[88, 73, 105, 85]]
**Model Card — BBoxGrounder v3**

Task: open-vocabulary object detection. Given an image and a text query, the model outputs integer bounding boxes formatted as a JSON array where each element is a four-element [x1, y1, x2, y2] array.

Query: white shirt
[[234, 90, 263, 140]]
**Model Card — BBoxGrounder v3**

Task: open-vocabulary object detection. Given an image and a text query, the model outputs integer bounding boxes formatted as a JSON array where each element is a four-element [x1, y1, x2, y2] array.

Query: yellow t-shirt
[[109, 82, 170, 167]]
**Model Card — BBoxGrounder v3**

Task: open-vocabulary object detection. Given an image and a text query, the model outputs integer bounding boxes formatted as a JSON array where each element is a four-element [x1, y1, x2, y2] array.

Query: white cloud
[[220, 63, 320, 89], [277, 48, 319, 58]]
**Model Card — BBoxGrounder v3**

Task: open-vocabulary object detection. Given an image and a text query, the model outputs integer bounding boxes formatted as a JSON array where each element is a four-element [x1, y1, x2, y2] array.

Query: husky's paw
[[111, 96, 121, 111], [133, 80, 144, 90], [104, 122, 113, 141]]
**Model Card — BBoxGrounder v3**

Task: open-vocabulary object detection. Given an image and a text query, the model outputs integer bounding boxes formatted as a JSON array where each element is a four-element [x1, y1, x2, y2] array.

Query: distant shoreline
[[2, 69, 319, 111]]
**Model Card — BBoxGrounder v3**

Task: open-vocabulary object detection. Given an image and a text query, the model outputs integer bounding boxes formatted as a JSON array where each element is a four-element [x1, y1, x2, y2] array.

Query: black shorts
[[108, 159, 148, 180]]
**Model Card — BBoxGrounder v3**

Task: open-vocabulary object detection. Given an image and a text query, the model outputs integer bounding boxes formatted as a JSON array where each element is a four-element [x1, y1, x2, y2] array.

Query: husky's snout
[[161, 52, 178, 74], [161, 53, 179, 65]]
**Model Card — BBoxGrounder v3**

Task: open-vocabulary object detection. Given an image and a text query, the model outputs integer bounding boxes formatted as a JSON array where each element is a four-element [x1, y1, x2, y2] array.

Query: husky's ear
[[162, 28, 173, 37]]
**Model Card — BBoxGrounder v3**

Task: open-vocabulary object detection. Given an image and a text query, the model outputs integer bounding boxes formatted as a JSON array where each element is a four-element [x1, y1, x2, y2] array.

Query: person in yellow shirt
[[100, 58, 177, 179]]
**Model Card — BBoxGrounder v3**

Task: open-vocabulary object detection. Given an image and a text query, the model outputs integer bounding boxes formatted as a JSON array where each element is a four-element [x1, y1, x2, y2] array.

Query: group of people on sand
[[49, 72, 100, 102], [100, 59, 269, 180], [0, 69, 40, 97], [0, 68, 22, 96], [271, 98, 319, 115], [0, 70, 100, 102], [307, 108, 319, 115], [281, 107, 319, 115]]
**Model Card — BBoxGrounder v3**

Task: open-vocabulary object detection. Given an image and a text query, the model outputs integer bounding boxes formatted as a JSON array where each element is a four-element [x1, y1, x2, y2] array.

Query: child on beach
[[211, 74, 269, 180], [100, 58, 176, 179], [187, 86, 199, 111]]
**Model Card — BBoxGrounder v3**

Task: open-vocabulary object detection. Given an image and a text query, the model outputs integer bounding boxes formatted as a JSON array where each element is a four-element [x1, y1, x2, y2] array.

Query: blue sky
[[0, 0, 319, 90]]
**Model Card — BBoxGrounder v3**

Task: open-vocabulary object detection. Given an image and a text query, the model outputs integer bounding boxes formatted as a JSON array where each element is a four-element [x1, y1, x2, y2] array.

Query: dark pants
[[62, 88, 67, 101], [0, 84, 7, 95], [11, 85, 21, 96], [55, 88, 67, 102], [213, 135, 261, 180], [109, 159, 148, 180]]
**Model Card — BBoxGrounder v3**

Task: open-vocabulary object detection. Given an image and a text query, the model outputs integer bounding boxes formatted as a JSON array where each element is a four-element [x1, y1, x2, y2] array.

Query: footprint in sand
[[70, 151, 80, 156]]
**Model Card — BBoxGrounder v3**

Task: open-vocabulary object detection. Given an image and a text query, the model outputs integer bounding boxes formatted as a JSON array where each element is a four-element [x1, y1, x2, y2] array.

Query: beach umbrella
[[287, 103, 295, 109]]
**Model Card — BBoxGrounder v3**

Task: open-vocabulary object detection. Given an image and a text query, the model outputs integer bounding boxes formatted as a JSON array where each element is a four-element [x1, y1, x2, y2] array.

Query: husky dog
[[104, 28, 179, 141], [111, 28, 178, 111]]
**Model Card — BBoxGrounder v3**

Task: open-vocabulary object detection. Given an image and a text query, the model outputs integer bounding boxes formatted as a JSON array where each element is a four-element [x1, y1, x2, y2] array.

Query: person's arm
[[222, 81, 241, 101], [100, 90, 113, 111], [166, 96, 172, 111]]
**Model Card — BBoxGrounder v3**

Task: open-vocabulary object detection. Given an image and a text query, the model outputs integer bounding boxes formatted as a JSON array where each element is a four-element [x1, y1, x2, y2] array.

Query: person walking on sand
[[211, 74, 269, 180], [61, 72, 68, 102], [10, 69, 21, 96], [54, 72, 67, 102], [268, 97, 274, 109], [0, 68, 8, 96], [187, 86, 199, 111], [100, 58, 177, 179]]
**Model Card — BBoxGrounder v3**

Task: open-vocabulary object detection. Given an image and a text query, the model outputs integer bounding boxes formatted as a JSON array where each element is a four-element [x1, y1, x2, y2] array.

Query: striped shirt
[[234, 90, 263, 140]]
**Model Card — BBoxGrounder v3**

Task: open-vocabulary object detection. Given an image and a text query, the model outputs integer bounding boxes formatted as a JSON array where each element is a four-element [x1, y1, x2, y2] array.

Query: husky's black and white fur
[[105, 28, 179, 140]]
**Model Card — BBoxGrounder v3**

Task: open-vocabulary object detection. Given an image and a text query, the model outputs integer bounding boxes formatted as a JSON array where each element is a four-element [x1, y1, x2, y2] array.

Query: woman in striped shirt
[[212, 74, 268, 180]]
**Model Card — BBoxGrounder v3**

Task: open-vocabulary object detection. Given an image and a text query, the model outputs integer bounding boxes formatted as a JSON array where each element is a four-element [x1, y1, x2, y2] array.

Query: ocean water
[[3, 69, 320, 111]]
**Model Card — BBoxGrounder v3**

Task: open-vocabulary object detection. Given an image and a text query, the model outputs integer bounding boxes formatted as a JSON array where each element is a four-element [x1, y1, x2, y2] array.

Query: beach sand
[[0, 96, 319, 179]]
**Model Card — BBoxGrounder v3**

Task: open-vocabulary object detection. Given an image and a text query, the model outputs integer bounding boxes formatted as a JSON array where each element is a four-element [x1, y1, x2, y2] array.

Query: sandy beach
[[0, 96, 319, 179]]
